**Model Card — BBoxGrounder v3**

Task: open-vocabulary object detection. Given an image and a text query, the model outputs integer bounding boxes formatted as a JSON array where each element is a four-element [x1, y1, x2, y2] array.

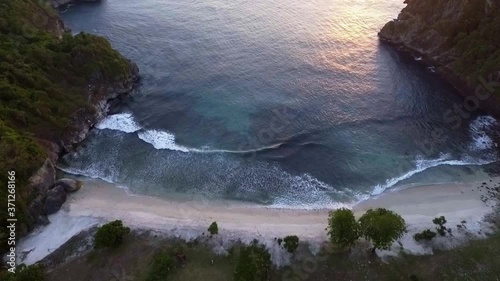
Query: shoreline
[[17, 177, 500, 265]]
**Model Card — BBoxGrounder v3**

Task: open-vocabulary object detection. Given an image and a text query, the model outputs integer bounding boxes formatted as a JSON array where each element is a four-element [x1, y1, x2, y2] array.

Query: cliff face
[[0, 0, 138, 252], [379, 0, 500, 116]]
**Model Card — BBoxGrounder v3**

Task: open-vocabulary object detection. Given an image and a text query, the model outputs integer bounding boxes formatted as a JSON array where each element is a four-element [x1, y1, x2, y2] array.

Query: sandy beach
[[17, 177, 500, 265]]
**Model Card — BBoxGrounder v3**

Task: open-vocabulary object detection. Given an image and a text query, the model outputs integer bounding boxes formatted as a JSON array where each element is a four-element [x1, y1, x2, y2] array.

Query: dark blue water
[[59, 0, 499, 208]]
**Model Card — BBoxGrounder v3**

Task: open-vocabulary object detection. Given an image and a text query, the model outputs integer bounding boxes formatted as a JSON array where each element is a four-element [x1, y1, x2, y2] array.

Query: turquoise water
[[59, 0, 499, 208]]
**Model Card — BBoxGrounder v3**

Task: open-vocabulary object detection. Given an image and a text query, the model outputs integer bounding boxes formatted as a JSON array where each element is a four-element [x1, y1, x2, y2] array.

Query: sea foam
[[96, 113, 141, 133], [370, 153, 495, 196], [138, 130, 192, 152], [469, 115, 498, 151]]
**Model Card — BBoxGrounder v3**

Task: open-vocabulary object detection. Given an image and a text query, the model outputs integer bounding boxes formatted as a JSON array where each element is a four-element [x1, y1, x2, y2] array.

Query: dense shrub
[[414, 229, 437, 242], [208, 221, 218, 235], [145, 251, 176, 281], [234, 240, 272, 281], [94, 220, 130, 248], [283, 235, 299, 253]]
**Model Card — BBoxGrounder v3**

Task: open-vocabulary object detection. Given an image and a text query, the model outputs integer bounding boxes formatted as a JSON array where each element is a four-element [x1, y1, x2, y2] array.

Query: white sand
[[17, 178, 499, 265]]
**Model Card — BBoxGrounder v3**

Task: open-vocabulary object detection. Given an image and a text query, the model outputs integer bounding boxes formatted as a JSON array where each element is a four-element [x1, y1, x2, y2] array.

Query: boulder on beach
[[44, 186, 67, 215], [55, 178, 82, 193]]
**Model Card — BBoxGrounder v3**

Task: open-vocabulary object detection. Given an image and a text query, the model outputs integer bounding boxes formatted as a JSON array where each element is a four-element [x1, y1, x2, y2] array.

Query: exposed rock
[[379, 0, 500, 117], [37, 215, 51, 226], [0, 0, 139, 256], [61, 61, 140, 152], [38, 140, 61, 164], [22, 4, 139, 232], [27, 195, 49, 226], [28, 158, 56, 195], [55, 178, 82, 193], [44, 186, 67, 215]]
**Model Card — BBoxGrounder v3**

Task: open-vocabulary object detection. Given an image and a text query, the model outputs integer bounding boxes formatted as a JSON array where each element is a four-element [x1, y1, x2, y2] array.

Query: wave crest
[[138, 130, 192, 152], [96, 113, 141, 133]]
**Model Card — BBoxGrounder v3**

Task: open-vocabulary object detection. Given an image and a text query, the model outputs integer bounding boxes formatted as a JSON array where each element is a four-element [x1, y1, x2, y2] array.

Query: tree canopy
[[94, 220, 130, 249], [234, 240, 271, 281], [327, 208, 359, 249], [358, 208, 406, 252]]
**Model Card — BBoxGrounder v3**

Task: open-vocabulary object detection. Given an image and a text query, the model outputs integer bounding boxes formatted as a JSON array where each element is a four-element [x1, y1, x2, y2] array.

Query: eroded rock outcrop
[[28, 159, 56, 196], [379, 0, 500, 116], [61, 60, 140, 151]]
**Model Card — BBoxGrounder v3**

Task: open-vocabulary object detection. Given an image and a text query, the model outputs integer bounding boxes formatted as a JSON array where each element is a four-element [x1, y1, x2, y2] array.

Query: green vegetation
[[327, 208, 359, 249], [451, 7, 500, 86], [358, 208, 406, 252], [326, 208, 407, 252], [44, 230, 500, 281], [145, 251, 176, 281], [94, 220, 130, 248], [380, 0, 500, 96], [234, 240, 272, 281], [413, 229, 437, 242], [0, 0, 133, 254], [433, 216, 448, 236], [282, 235, 299, 253], [0, 264, 47, 281], [282, 232, 500, 281], [208, 221, 219, 235]]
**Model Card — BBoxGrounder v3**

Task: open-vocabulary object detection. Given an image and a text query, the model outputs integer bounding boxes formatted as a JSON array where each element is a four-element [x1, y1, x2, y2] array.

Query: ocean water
[[59, 0, 499, 209]]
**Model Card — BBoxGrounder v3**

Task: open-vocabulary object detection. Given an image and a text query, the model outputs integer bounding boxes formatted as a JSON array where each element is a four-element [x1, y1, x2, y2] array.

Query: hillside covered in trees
[[0, 0, 138, 253]]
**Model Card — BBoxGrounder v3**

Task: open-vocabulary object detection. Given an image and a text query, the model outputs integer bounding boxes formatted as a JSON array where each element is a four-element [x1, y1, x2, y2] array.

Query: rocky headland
[[379, 0, 500, 117], [0, 0, 139, 253]]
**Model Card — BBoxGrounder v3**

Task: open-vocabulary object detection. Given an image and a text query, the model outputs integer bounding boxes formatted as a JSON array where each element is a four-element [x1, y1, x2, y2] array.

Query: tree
[[433, 216, 447, 236], [413, 229, 437, 242], [208, 221, 219, 235], [283, 235, 299, 253], [358, 208, 406, 252], [234, 240, 271, 281], [94, 220, 130, 248], [327, 208, 359, 249]]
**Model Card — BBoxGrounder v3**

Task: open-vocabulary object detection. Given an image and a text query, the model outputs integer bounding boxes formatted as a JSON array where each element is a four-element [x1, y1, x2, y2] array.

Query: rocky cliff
[[0, 0, 139, 253], [379, 0, 500, 116]]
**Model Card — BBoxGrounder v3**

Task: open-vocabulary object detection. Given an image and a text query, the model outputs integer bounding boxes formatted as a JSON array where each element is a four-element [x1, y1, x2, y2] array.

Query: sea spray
[[96, 113, 141, 133], [468, 116, 498, 151]]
